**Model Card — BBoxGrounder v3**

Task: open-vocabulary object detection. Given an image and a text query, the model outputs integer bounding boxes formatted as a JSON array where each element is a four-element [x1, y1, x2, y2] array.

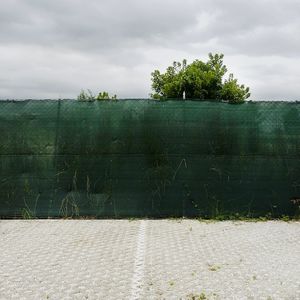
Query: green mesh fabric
[[0, 100, 299, 218]]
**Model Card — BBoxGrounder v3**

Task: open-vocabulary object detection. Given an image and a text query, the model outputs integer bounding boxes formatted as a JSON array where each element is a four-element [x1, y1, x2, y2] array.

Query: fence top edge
[[0, 99, 299, 104]]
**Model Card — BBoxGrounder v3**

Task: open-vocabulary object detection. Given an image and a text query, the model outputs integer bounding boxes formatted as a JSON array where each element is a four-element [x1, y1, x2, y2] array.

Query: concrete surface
[[0, 220, 299, 300]]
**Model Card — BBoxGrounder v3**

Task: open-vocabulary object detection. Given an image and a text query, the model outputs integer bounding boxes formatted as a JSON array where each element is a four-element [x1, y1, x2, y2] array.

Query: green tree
[[77, 90, 117, 101], [151, 53, 250, 103], [220, 74, 250, 104], [96, 91, 117, 100], [77, 89, 95, 101]]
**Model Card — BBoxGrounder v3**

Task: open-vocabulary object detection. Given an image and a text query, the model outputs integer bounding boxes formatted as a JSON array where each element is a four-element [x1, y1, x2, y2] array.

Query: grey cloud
[[0, 0, 299, 99], [0, 0, 200, 50]]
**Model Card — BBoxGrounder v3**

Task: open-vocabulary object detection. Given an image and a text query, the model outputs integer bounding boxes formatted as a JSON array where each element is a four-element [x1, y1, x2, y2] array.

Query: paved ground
[[0, 220, 299, 300]]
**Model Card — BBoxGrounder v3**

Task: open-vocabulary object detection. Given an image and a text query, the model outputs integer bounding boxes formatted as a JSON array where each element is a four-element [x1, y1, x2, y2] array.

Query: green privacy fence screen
[[0, 99, 299, 218]]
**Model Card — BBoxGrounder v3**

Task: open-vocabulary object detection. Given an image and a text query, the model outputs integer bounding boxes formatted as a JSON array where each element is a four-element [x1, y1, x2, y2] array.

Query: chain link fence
[[0, 99, 299, 218]]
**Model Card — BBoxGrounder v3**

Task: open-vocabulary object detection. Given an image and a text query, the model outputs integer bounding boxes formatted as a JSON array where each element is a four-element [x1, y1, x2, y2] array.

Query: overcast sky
[[0, 0, 299, 100]]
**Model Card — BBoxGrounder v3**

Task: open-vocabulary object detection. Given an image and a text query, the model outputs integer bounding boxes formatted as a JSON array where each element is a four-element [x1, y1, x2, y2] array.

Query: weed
[[172, 158, 187, 180], [281, 215, 290, 222], [208, 264, 221, 271], [21, 194, 39, 219], [59, 194, 80, 218], [187, 292, 207, 300], [21, 208, 33, 219], [196, 213, 299, 222]]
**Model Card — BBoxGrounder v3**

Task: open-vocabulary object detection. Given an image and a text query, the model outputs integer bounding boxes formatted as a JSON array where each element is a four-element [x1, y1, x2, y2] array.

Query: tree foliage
[[77, 89, 95, 101], [220, 74, 250, 104], [77, 90, 117, 101], [151, 53, 250, 103], [96, 91, 117, 100]]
